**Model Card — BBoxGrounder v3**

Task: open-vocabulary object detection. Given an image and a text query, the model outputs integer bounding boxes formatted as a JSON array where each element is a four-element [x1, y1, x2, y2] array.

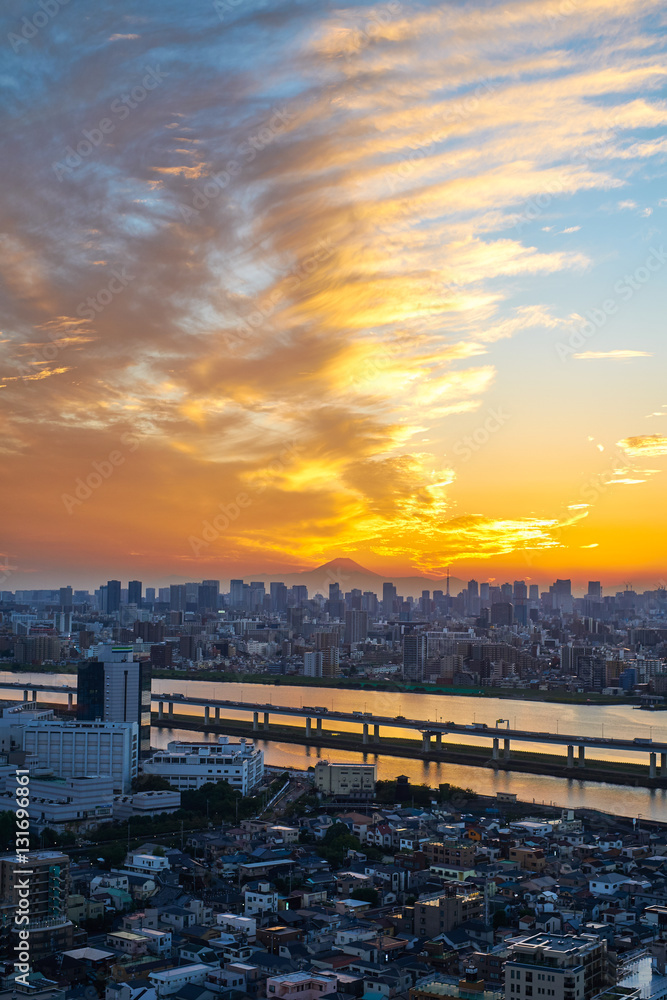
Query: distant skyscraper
[[291, 585, 308, 605], [551, 579, 573, 613], [170, 584, 187, 612], [362, 590, 378, 615], [250, 581, 265, 611], [59, 585, 73, 611], [128, 580, 142, 606], [229, 579, 244, 608], [344, 609, 369, 645], [198, 580, 219, 612], [587, 581, 602, 599], [467, 579, 479, 597], [513, 580, 527, 601], [270, 581, 288, 612], [145, 587, 156, 605], [529, 584, 539, 602], [491, 602, 514, 626], [382, 582, 396, 617], [106, 580, 121, 614]]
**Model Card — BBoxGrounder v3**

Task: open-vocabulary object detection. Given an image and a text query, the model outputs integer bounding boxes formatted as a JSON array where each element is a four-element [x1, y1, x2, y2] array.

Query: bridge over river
[[4, 680, 666, 778]]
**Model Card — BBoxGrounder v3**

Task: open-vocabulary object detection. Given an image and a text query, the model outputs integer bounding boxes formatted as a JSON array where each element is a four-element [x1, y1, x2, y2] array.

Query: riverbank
[[1, 663, 643, 706], [153, 710, 667, 790]]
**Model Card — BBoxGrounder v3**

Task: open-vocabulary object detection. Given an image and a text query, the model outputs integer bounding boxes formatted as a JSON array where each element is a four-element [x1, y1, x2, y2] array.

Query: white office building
[[1, 773, 114, 830], [22, 719, 139, 792], [143, 735, 263, 794]]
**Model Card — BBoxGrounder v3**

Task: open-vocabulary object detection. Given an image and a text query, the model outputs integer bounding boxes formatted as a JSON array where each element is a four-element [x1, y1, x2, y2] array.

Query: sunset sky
[[1, 0, 666, 590]]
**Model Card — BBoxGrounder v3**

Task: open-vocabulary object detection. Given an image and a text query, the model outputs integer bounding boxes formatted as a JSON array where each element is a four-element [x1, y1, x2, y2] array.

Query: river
[[4, 672, 666, 821]]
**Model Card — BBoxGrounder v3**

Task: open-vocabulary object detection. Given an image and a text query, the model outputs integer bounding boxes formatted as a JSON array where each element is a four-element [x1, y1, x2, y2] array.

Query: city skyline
[[2, 0, 666, 589], [3, 559, 657, 600]]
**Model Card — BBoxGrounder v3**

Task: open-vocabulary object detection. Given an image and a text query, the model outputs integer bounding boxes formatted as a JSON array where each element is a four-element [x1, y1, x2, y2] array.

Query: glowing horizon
[[1, 0, 666, 591]]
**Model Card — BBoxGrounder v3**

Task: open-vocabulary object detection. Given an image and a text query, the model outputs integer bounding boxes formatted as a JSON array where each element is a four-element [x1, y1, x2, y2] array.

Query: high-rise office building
[[513, 580, 527, 601], [128, 580, 142, 606], [362, 590, 378, 615], [270, 581, 288, 612], [198, 579, 220, 612], [106, 580, 121, 614], [170, 584, 187, 612], [291, 585, 308, 605], [420, 590, 431, 615], [145, 587, 156, 605], [59, 585, 73, 611], [587, 581, 602, 599], [344, 609, 369, 645], [250, 581, 265, 610], [551, 579, 573, 613], [77, 644, 151, 758], [382, 582, 397, 617], [467, 579, 479, 597], [491, 602, 514, 626], [529, 584, 539, 602], [230, 579, 245, 608]]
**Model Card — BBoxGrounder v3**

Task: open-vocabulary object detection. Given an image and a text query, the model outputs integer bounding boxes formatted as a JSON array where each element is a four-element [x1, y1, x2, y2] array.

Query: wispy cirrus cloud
[[574, 350, 653, 359], [618, 435, 667, 457]]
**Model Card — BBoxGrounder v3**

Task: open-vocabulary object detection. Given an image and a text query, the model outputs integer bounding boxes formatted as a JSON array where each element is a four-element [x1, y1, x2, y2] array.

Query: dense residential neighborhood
[[4, 757, 667, 1000]]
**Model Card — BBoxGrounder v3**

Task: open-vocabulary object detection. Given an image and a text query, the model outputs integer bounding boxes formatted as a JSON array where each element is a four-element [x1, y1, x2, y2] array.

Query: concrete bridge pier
[[503, 738, 511, 759], [253, 711, 259, 732], [317, 717, 323, 735], [68, 692, 73, 710], [422, 732, 430, 753], [215, 707, 220, 722], [373, 724, 380, 744], [23, 690, 29, 702], [158, 702, 164, 721], [263, 712, 269, 730], [567, 745, 574, 768], [650, 752, 657, 779], [31, 690, 37, 702], [306, 717, 312, 738], [435, 732, 442, 750], [205, 706, 210, 726], [363, 723, 369, 745], [492, 738, 499, 760], [578, 745, 585, 767], [168, 702, 174, 717], [661, 753, 667, 777]]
